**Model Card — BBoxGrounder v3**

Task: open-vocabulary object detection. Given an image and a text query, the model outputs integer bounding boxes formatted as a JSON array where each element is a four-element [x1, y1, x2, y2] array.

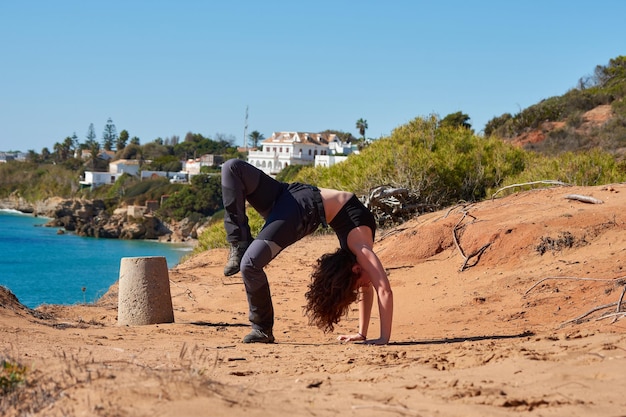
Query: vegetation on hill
[[485, 56, 626, 154]]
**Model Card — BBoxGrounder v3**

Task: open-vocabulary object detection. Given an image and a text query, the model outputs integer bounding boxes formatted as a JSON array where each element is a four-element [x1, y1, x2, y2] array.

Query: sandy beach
[[2, 183, 626, 416]]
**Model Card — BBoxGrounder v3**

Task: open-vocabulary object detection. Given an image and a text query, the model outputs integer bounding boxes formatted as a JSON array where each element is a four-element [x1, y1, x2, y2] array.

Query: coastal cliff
[[0, 196, 203, 243]]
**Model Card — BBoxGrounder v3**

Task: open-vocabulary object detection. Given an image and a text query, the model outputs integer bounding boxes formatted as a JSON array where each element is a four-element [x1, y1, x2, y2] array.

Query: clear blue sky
[[1, 1, 625, 152]]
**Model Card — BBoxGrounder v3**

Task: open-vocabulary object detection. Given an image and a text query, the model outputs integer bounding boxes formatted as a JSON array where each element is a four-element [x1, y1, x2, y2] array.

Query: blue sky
[[1, 1, 625, 152]]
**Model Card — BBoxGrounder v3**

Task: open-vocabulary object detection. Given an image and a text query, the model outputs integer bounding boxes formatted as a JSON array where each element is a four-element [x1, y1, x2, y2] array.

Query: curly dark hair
[[304, 248, 360, 333]]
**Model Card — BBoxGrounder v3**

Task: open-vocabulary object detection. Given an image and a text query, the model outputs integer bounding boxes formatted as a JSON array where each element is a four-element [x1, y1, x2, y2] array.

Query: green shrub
[[159, 174, 222, 221], [1, 359, 27, 394]]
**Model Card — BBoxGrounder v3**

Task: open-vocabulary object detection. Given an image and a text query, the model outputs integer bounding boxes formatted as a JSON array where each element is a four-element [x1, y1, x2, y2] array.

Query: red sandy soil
[[511, 104, 613, 147], [2, 183, 626, 416]]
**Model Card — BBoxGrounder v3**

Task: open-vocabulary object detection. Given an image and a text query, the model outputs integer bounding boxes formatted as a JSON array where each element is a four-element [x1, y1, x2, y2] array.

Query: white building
[[81, 159, 141, 188], [81, 171, 117, 188], [247, 132, 352, 176], [109, 159, 140, 176], [183, 154, 223, 177]]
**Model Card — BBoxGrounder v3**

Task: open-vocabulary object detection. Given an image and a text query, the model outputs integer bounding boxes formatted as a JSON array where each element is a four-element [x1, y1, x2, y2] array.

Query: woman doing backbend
[[221, 159, 393, 345]]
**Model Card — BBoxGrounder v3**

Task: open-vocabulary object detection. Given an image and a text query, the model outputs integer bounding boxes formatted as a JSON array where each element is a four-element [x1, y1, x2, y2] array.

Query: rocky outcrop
[[2, 196, 205, 242], [45, 199, 173, 240], [0, 195, 64, 216]]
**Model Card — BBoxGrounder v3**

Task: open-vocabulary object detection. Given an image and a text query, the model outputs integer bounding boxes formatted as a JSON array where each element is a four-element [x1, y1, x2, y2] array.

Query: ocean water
[[0, 210, 193, 308]]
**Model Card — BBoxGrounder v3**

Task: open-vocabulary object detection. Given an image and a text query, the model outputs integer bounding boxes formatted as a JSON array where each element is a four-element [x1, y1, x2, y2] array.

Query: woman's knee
[[240, 241, 273, 276], [222, 158, 243, 171], [222, 159, 242, 182]]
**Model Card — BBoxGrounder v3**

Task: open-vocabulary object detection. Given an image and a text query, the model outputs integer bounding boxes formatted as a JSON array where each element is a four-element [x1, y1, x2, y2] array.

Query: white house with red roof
[[246, 131, 352, 176]]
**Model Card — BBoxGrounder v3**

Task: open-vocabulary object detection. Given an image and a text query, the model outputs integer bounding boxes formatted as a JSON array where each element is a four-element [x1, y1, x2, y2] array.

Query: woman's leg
[[221, 159, 283, 276], [221, 159, 282, 242], [239, 191, 306, 343]]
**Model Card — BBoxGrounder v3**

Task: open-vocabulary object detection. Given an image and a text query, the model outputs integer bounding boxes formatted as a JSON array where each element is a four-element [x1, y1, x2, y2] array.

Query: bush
[[295, 115, 527, 206], [159, 173, 222, 221]]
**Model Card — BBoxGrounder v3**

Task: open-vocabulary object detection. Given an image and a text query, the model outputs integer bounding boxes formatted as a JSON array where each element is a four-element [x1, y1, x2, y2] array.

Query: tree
[[40, 147, 51, 162], [320, 129, 357, 143], [53, 136, 74, 162], [117, 129, 129, 151], [102, 117, 118, 151], [26, 150, 38, 162], [71, 132, 79, 151], [141, 142, 170, 159], [119, 143, 142, 160], [214, 132, 237, 145], [439, 111, 472, 130], [248, 130, 264, 148], [85, 123, 97, 148], [356, 118, 368, 140], [88, 141, 101, 170]]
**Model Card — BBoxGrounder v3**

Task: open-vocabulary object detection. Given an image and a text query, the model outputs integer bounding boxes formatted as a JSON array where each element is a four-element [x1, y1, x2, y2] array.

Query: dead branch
[[453, 211, 491, 272], [443, 202, 473, 218], [597, 312, 626, 322], [559, 303, 618, 327], [617, 285, 626, 313], [461, 243, 492, 271], [524, 276, 619, 296], [452, 212, 469, 259], [525, 275, 626, 326], [613, 285, 626, 323], [491, 180, 571, 200], [564, 194, 604, 204]]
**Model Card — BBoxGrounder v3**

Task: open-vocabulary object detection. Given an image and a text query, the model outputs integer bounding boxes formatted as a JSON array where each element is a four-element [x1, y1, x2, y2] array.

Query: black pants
[[221, 159, 325, 331]]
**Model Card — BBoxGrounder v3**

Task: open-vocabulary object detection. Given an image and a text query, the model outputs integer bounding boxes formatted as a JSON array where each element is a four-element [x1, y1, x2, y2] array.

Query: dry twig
[[491, 180, 571, 200], [524, 275, 626, 326]]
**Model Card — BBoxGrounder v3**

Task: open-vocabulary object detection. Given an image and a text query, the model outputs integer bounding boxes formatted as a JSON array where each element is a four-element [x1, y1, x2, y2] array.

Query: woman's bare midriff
[[319, 188, 354, 224]]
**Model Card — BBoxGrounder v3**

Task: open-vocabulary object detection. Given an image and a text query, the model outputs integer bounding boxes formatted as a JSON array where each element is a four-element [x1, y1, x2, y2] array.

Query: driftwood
[[363, 185, 437, 227], [564, 194, 604, 204], [524, 276, 626, 326], [491, 180, 571, 200]]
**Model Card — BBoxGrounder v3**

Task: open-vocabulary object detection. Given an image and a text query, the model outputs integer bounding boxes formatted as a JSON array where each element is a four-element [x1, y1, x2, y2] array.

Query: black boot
[[223, 241, 250, 276], [242, 328, 275, 343]]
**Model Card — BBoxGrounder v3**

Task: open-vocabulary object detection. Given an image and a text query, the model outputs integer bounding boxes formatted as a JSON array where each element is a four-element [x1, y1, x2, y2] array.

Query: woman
[[221, 159, 393, 345]]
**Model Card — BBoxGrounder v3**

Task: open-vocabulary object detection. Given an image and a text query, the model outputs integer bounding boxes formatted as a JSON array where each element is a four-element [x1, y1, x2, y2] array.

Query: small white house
[[140, 171, 188, 183], [183, 154, 223, 177], [80, 171, 117, 188], [109, 159, 140, 176], [315, 154, 349, 168]]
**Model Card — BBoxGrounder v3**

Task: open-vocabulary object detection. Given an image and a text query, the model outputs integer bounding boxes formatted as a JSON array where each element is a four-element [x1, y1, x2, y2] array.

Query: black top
[[329, 194, 377, 250]]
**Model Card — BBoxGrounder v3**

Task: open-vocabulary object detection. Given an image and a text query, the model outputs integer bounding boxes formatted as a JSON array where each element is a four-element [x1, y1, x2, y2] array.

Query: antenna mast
[[243, 106, 249, 153]]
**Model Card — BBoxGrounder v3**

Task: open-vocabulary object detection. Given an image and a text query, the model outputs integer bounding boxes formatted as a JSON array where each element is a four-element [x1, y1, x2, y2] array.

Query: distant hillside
[[485, 56, 626, 157]]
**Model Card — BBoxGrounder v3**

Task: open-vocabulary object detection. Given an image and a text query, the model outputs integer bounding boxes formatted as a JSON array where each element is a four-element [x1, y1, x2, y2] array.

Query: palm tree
[[248, 130, 264, 149], [356, 118, 368, 140]]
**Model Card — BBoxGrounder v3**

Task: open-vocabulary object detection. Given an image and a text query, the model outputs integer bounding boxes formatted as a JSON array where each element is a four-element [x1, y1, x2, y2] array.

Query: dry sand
[[2, 183, 626, 416]]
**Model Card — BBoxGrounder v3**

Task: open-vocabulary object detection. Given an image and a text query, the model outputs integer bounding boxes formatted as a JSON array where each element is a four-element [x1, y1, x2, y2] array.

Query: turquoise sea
[[0, 210, 192, 308]]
